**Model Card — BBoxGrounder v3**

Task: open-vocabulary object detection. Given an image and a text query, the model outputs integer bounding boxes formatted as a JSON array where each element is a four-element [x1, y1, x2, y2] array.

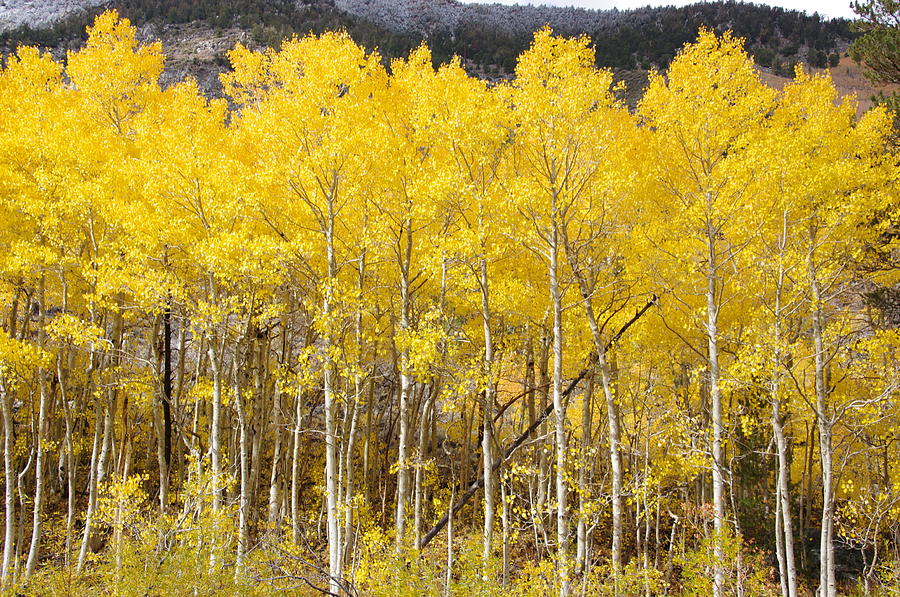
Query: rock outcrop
[[0, 0, 107, 32]]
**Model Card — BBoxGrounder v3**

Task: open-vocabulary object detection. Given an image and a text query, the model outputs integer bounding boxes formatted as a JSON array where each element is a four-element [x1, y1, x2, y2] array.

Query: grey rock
[[0, 0, 108, 32]]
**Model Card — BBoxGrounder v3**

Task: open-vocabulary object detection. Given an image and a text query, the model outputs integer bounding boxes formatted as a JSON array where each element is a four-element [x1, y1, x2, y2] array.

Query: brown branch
[[418, 293, 658, 549]]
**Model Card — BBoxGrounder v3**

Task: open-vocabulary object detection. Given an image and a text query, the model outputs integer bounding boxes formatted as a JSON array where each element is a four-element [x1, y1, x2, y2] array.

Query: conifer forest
[[0, 10, 898, 597]]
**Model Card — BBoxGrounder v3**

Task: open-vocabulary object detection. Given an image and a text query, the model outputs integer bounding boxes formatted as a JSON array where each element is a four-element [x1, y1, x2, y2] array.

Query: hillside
[[1, 0, 892, 117], [1, 0, 854, 75], [0, 0, 105, 32]]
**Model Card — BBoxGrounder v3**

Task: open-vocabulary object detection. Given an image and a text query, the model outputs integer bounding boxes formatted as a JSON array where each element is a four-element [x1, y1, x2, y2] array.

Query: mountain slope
[[0, 0, 105, 31], [0, 0, 858, 93]]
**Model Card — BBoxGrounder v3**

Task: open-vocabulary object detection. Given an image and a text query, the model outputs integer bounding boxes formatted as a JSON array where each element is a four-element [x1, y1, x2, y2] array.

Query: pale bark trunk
[[269, 315, 291, 530], [536, 333, 550, 554], [291, 385, 304, 545], [707, 222, 726, 597], [323, 194, 341, 593], [268, 378, 284, 528], [341, 378, 361, 568], [24, 363, 48, 578], [562, 233, 622, 581], [59, 353, 75, 564], [775, 480, 788, 597], [395, 221, 413, 547], [76, 395, 103, 573], [79, 309, 121, 574], [575, 373, 593, 573], [772, 226, 798, 597], [341, 251, 366, 567], [1, 381, 15, 585], [233, 355, 251, 573], [413, 387, 430, 548], [809, 237, 836, 597], [480, 258, 495, 573], [207, 332, 224, 571], [208, 340, 223, 516], [550, 218, 569, 597], [24, 279, 48, 578]]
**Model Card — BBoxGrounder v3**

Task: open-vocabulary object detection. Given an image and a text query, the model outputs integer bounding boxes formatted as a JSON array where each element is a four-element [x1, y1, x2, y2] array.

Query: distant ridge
[[0, 0, 106, 32], [1, 0, 854, 77]]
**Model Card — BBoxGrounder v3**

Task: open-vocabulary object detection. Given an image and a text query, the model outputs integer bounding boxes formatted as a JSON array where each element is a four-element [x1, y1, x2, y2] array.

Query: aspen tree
[[428, 56, 513, 572], [639, 30, 776, 597], [510, 28, 619, 595], [371, 46, 447, 547], [769, 69, 893, 597], [223, 31, 385, 591]]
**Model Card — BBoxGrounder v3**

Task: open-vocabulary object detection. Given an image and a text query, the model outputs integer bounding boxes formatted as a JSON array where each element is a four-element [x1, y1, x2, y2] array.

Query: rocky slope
[[0, 0, 105, 32], [0, 0, 862, 96], [333, 0, 646, 36]]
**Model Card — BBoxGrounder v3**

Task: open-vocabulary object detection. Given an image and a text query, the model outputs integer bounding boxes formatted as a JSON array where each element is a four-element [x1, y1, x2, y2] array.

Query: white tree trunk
[[707, 227, 726, 597], [324, 198, 341, 593], [1, 381, 15, 585], [771, 234, 797, 597], [233, 357, 251, 573], [481, 258, 495, 574], [550, 219, 569, 597], [809, 240, 836, 597], [24, 366, 48, 577], [575, 373, 593, 573], [395, 222, 413, 547]]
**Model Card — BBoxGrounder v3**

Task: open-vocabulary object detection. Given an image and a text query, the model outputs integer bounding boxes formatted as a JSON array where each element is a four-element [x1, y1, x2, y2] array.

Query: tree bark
[[771, 225, 798, 597], [480, 258, 495, 574], [1, 381, 15, 585], [706, 218, 726, 597], [550, 214, 569, 597], [395, 220, 414, 547], [809, 235, 836, 597], [25, 277, 48, 577], [323, 195, 341, 593]]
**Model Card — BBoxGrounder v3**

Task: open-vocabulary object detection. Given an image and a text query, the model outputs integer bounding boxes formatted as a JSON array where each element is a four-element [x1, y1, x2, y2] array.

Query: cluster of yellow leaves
[[0, 330, 50, 385]]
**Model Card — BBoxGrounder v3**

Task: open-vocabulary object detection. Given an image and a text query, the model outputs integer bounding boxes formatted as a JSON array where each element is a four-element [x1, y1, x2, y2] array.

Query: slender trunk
[[233, 351, 251, 573], [502, 479, 510, 586], [395, 220, 413, 547], [809, 234, 835, 597], [268, 377, 284, 528], [576, 373, 593, 573], [550, 217, 569, 597], [445, 487, 454, 597], [59, 353, 75, 564], [342, 377, 361, 568], [1, 381, 15, 585], [600, 351, 623, 582], [536, 332, 550, 554], [208, 340, 223, 516], [323, 193, 341, 593], [480, 258, 495, 573], [76, 397, 103, 573], [342, 250, 366, 566], [160, 304, 173, 513], [772, 225, 798, 597], [208, 332, 224, 571], [707, 222, 726, 597], [591, 346, 623, 580], [775, 479, 788, 597], [79, 309, 121, 573], [25, 276, 48, 577], [413, 387, 430, 548], [561, 225, 623, 580], [291, 385, 304, 545]]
